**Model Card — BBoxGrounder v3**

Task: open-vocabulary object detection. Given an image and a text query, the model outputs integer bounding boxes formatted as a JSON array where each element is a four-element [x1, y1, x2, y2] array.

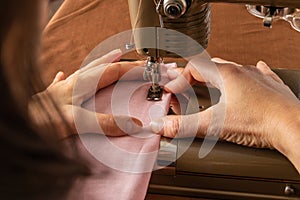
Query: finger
[[169, 94, 181, 115], [49, 71, 65, 87], [70, 61, 145, 105], [97, 114, 143, 136], [74, 60, 178, 105], [71, 106, 142, 136], [93, 61, 145, 91], [164, 64, 196, 94], [167, 68, 184, 80], [165, 58, 222, 93], [164, 62, 178, 69], [150, 109, 211, 138], [211, 57, 241, 66], [80, 49, 123, 73], [164, 73, 193, 94], [67, 49, 123, 81], [256, 61, 284, 84]]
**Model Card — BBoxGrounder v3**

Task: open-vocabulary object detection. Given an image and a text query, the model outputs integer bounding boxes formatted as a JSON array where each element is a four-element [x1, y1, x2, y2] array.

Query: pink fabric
[[67, 65, 173, 200]]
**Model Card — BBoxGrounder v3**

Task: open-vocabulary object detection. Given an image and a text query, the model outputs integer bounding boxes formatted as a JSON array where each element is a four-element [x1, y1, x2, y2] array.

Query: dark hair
[[0, 1, 90, 199]]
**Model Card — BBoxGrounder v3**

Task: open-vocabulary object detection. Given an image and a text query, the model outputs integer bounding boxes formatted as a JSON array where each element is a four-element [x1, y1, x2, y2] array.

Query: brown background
[[41, 0, 300, 84]]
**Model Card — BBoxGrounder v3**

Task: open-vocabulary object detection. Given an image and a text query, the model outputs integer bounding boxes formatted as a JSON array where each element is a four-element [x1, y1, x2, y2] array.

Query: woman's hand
[[30, 49, 144, 139], [150, 57, 300, 172]]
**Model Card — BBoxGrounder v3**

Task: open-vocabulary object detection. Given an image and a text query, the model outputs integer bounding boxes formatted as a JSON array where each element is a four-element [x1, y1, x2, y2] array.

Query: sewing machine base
[[147, 138, 300, 200]]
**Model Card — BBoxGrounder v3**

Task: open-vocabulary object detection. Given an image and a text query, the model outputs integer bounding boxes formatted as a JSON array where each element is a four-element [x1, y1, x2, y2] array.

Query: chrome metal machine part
[[143, 56, 164, 101], [128, 0, 210, 100], [246, 5, 300, 31]]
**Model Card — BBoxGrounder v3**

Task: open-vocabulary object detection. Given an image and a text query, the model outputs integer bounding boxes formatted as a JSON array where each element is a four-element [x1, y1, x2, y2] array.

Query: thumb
[[97, 114, 143, 136], [72, 106, 142, 136], [150, 110, 211, 138]]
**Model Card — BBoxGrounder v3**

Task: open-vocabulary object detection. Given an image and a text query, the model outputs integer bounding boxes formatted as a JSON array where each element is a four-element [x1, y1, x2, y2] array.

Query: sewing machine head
[[127, 0, 300, 101]]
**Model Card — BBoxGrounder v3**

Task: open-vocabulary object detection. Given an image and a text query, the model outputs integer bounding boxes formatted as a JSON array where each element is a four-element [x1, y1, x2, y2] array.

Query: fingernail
[[131, 117, 143, 127], [257, 60, 266, 65], [211, 57, 226, 63], [150, 119, 164, 134], [56, 71, 63, 76], [108, 49, 122, 60], [165, 62, 177, 69], [125, 118, 142, 134], [164, 81, 174, 93], [110, 49, 122, 55], [164, 78, 183, 93], [167, 68, 179, 80]]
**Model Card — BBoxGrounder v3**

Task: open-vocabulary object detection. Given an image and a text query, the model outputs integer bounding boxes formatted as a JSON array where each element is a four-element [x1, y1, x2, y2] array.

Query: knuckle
[[103, 115, 115, 132], [223, 64, 241, 74], [164, 117, 180, 138], [101, 115, 125, 136], [219, 64, 244, 81]]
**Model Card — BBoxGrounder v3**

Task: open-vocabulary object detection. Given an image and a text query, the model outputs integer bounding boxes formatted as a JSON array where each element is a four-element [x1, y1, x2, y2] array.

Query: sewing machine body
[[128, 0, 300, 58], [128, 0, 300, 102]]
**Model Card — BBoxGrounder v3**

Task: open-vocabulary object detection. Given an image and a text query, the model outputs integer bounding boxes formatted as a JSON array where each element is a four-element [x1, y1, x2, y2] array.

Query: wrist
[[273, 104, 300, 174], [28, 92, 49, 126]]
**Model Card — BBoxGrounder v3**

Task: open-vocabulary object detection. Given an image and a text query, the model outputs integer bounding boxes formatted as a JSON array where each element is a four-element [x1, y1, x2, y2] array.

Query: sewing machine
[[128, 0, 300, 101], [127, 0, 300, 199]]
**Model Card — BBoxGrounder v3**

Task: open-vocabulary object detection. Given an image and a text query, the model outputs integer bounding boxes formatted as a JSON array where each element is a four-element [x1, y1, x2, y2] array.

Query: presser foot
[[147, 84, 164, 101]]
